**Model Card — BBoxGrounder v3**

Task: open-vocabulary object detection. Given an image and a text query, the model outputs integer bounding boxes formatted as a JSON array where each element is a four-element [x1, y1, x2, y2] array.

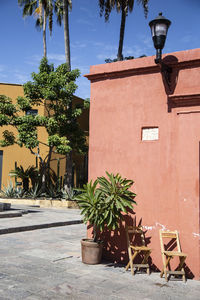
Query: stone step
[[0, 211, 23, 218], [0, 219, 83, 235], [0, 202, 11, 211]]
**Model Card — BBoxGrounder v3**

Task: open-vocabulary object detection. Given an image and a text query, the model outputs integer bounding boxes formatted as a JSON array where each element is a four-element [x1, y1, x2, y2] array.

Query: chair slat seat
[[163, 251, 187, 257], [130, 246, 151, 251]]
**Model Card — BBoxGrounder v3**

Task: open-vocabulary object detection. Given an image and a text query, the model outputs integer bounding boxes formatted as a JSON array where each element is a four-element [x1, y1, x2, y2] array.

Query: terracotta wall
[[85, 48, 200, 279]]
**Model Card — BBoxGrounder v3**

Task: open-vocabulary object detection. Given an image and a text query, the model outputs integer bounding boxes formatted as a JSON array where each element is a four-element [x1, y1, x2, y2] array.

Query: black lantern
[[149, 12, 171, 63]]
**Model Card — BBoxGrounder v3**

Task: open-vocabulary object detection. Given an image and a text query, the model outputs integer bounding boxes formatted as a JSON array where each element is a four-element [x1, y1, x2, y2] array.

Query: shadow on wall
[[88, 211, 195, 279], [161, 55, 179, 97], [93, 213, 159, 272]]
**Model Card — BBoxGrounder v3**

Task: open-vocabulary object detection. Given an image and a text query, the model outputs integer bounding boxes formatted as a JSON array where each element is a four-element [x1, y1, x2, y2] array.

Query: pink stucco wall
[[85, 48, 200, 279]]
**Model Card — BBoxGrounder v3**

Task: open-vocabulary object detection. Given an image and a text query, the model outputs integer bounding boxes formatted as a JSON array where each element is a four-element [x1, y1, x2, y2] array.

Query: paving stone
[[0, 207, 199, 299]]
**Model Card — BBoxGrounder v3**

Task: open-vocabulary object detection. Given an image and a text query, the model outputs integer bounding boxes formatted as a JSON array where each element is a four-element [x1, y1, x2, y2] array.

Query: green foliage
[[1, 181, 26, 199], [75, 172, 136, 242], [48, 135, 71, 155], [99, 0, 149, 20], [42, 181, 63, 199], [0, 95, 17, 116], [28, 183, 41, 199], [105, 55, 147, 63], [18, 0, 54, 35], [97, 172, 136, 229], [0, 130, 15, 147], [84, 99, 90, 109], [0, 58, 87, 193], [99, 0, 149, 60], [75, 180, 102, 241], [17, 96, 32, 111], [62, 186, 80, 201], [0, 115, 9, 126], [9, 165, 39, 191], [54, 0, 72, 26]]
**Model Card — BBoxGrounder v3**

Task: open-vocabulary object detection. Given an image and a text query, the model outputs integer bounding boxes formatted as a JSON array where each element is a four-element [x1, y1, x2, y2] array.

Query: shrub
[[75, 172, 136, 242]]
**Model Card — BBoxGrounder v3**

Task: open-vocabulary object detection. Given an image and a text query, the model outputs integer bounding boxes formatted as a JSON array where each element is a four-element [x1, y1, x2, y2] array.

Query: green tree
[[99, 0, 149, 61], [0, 58, 87, 193], [18, 0, 54, 57]]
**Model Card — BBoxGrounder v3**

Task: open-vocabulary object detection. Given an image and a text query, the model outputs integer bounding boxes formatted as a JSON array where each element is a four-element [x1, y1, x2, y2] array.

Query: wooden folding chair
[[159, 230, 187, 282], [125, 225, 152, 275]]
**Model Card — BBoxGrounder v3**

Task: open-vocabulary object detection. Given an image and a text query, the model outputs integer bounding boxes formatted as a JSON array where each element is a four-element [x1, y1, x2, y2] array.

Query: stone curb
[[0, 219, 83, 235], [0, 211, 23, 218], [0, 198, 79, 209]]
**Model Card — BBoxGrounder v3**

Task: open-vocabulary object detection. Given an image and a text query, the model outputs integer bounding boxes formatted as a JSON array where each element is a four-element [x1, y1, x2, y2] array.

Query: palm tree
[[54, 0, 72, 69], [18, 0, 53, 57], [9, 165, 39, 191], [54, 0, 74, 189], [99, 0, 149, 61]]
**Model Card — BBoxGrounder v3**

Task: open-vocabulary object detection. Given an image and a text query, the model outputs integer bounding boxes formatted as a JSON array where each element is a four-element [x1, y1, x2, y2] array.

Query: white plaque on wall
[[142, 127, 159, 141]]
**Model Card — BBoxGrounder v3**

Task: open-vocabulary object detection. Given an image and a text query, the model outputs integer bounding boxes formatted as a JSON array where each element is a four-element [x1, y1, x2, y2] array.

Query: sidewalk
[[0, 204, 82, 234], [0, 206, 200, 299]]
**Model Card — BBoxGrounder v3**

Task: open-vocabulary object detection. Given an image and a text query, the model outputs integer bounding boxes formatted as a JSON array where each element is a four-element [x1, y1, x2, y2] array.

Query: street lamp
[[149, 12, 171, 63], [149, 12, 172, 90]]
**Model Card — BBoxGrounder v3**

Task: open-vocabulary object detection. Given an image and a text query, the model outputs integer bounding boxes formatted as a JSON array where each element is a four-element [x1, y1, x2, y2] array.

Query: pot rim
[[81, 238, 103, 244]]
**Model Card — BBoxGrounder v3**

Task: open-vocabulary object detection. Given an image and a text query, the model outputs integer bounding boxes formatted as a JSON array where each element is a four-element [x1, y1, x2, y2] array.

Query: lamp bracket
[[155, 59, 172, 91]]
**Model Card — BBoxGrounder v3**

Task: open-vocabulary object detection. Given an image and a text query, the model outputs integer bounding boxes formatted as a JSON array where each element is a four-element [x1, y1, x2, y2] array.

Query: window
[[142, 127, 159, 141], [26, 109, 38, 116]]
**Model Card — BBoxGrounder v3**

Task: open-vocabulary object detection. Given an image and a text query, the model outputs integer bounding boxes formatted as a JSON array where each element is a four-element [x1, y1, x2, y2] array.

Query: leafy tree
[[0, 58, 87, 192], [99, 0, 149, 61], [18, 0, 54, 57]]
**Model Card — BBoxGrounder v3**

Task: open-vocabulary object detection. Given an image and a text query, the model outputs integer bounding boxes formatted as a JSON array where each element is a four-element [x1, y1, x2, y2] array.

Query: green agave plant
[[1, 181, 26, 198], [75, 172, 136, 242]]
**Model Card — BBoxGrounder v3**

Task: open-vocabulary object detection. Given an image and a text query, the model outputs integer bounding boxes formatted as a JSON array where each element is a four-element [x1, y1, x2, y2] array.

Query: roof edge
[[84, 48, 200, 82]]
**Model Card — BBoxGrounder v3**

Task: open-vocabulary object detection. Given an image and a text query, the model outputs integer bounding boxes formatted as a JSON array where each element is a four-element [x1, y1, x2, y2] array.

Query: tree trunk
[[22, 178, 29, 192], [63, 0, 73, 189], [64, 151, 73, 189], [63, 0, 71, 69], [43, 5, 47, 57], [41, 172, 46, 194], [117, 8, 126, 61]]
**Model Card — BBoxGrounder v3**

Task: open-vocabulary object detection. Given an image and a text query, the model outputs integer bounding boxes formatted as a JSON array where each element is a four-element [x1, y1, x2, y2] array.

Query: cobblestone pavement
[[0, 220, 200, 300]]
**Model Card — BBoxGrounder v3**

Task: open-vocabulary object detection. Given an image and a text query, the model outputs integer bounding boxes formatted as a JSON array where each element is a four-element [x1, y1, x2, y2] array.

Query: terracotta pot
[[81, 238, 103, 264]]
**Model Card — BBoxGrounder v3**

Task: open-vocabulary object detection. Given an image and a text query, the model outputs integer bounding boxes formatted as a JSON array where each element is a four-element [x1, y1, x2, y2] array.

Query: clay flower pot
[[81, 239, 103, 264]]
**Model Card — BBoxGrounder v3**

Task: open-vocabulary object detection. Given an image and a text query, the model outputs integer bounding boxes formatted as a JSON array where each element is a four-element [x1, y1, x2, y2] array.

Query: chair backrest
[[126, 225, 146, 247], [159, 230, 182, 253]]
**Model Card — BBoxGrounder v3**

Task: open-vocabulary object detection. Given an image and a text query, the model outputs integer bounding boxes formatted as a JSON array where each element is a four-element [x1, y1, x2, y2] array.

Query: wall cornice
[[85, 58, 200, 82], [168, 93, 200, 107], [84, 49, 200, 82]]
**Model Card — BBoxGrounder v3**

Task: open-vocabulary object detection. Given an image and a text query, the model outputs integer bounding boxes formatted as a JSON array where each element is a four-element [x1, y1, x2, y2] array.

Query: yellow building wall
[[0, 83, 89, 189]]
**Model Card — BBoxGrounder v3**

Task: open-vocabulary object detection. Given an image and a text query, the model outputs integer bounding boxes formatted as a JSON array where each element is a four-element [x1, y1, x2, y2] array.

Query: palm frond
[[137, 0, 149, 18]]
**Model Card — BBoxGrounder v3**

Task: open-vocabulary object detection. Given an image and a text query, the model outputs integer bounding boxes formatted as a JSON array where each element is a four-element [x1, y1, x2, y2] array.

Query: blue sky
[[0, 0, 199, 99]]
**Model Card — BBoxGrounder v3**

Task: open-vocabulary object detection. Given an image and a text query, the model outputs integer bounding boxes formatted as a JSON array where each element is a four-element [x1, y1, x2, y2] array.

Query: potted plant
[[75, 171, 136, 264]]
